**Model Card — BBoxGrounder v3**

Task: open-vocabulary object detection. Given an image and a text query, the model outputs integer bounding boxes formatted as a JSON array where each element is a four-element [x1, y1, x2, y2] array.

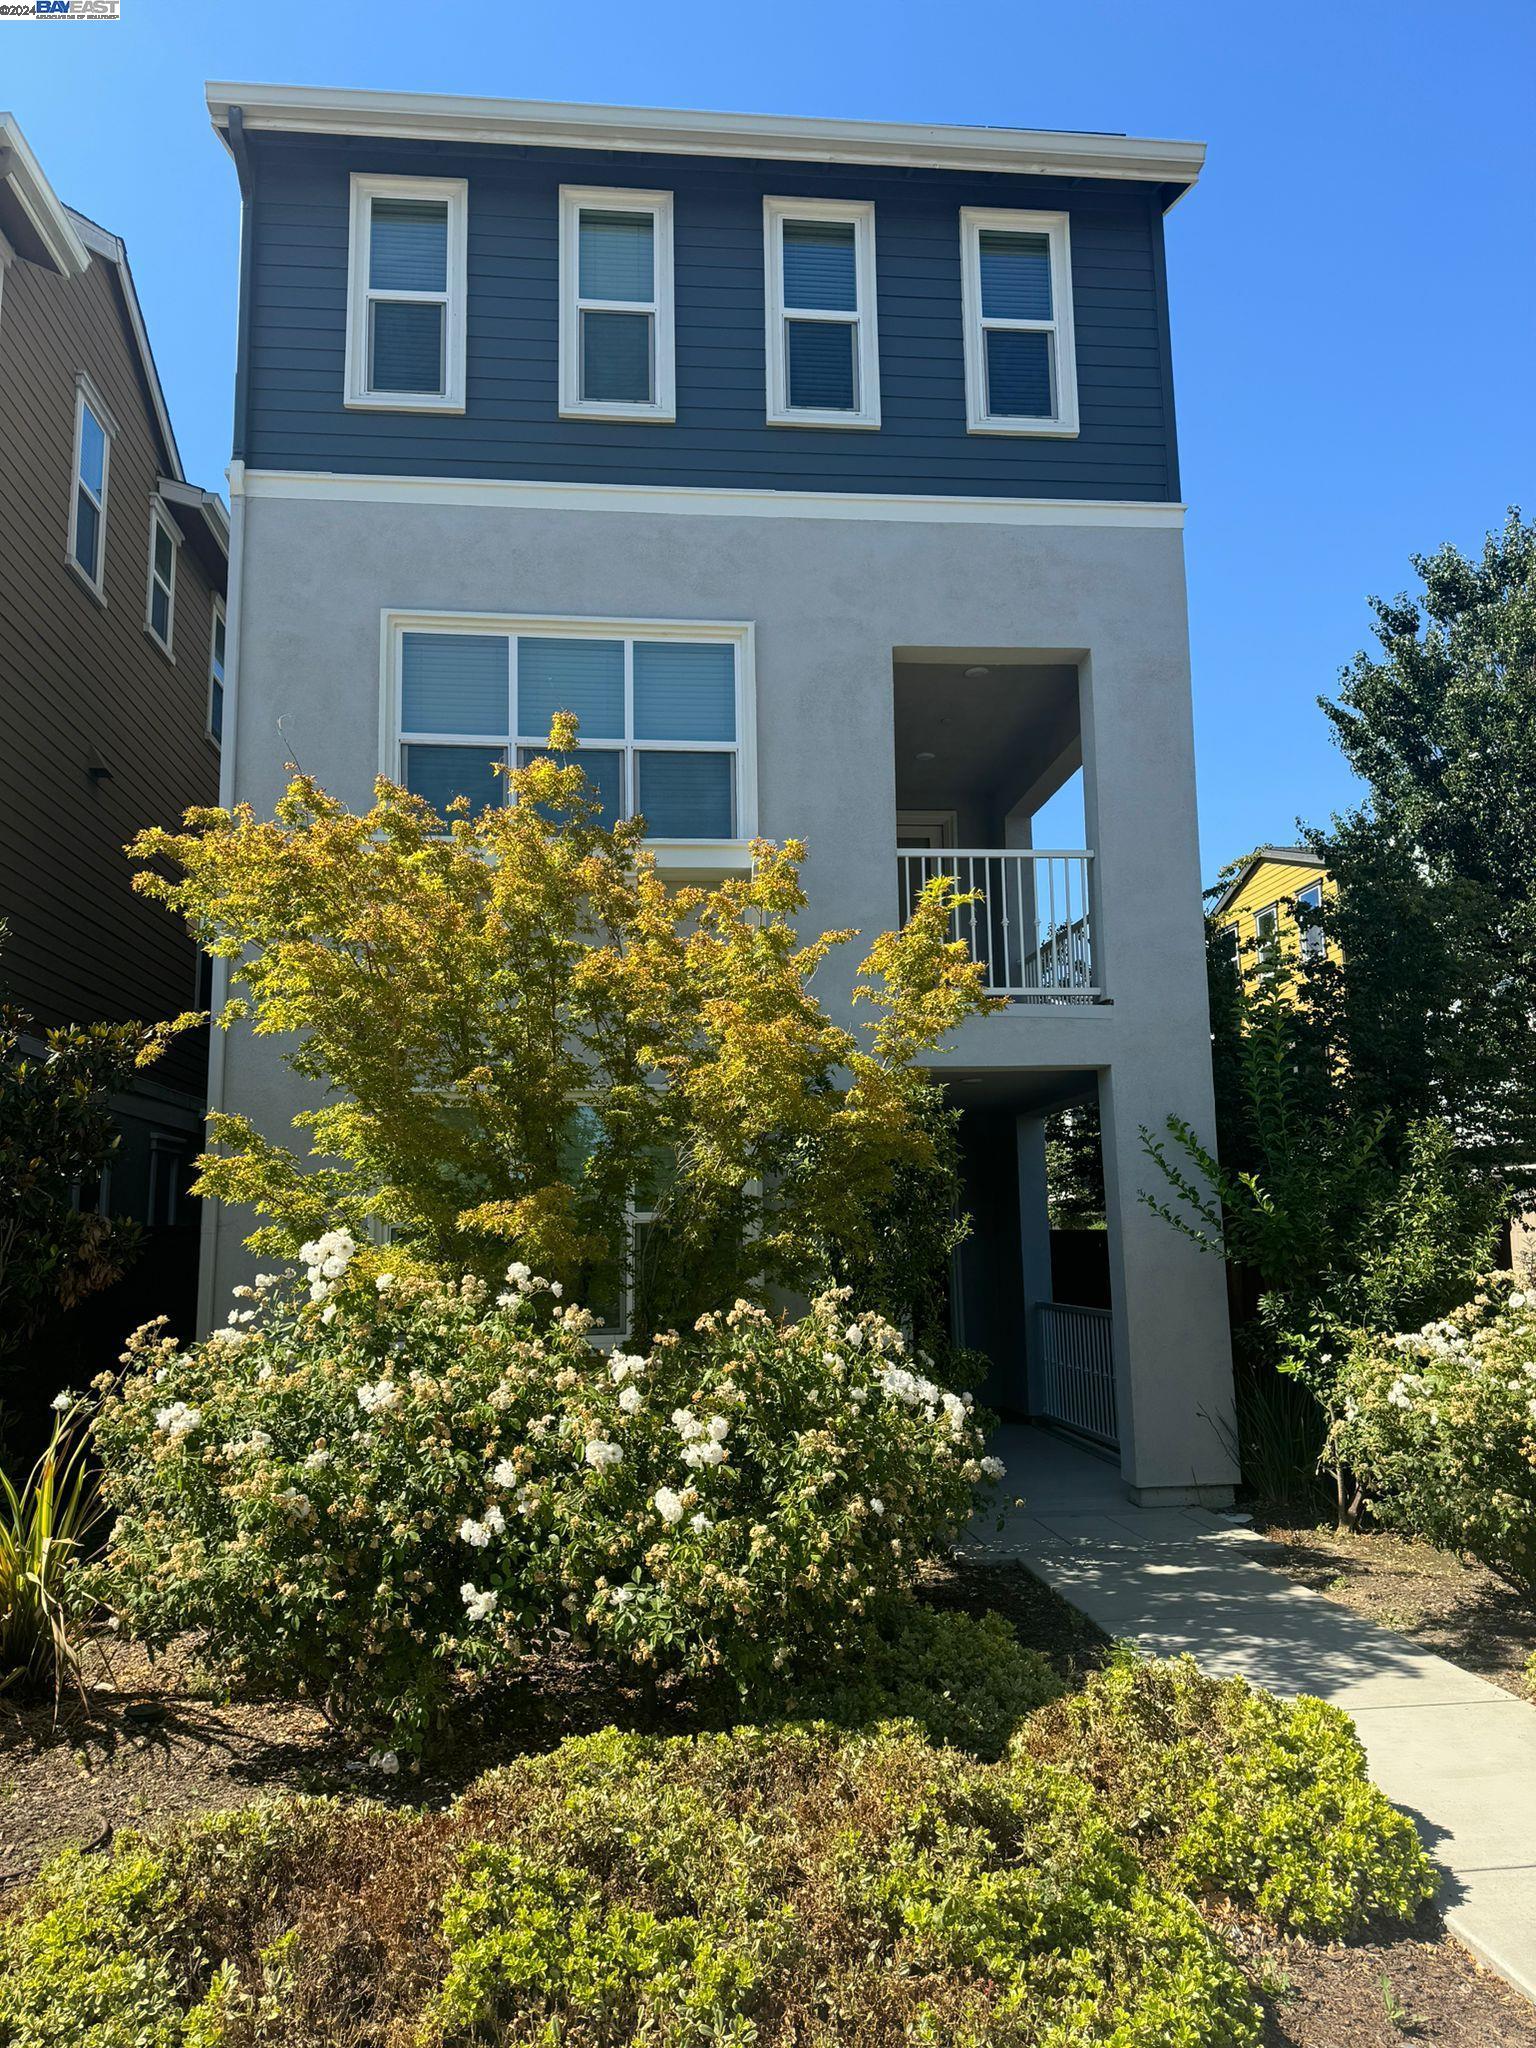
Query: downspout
[[197, 105, 253, 1332]]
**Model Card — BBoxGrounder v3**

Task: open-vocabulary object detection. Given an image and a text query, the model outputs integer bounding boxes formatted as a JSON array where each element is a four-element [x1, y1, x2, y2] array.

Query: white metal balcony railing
[[896, 849, 1098, 999], [1035, 1301, 1117, 1448]]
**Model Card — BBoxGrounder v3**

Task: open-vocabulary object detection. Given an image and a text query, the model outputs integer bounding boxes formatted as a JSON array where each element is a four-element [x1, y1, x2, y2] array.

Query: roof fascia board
[[0, 113, 91, 275], [67, 208, 186, 483], [205, 83, 1205, 195]]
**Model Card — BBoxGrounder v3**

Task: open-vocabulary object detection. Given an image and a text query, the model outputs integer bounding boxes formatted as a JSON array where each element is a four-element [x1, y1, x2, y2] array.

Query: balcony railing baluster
[[896, 847, 1098, 1001]]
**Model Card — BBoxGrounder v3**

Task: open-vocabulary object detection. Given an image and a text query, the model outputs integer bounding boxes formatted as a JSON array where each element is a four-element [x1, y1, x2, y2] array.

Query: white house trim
[[66, 370, 116, 601], [344, 172, 469, 414], [559, 186, 676, 423], [959, 208, 1079, 438], [205, 85, 1205, 199], [241, 467, 1185, 529], [143, 493, 182, 658], [377, 608, 759, 844], [0, 112, 92, 276], [763, 195, 880, 430]]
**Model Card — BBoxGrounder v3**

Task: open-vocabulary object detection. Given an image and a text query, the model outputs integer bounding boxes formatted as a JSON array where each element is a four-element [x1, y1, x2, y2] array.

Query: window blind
[[401, 632, 509, 734], [370, 300, 445, 393], [370, 198, 449, 292], [518, 637, 625, 741], [787, 320, 857, 410], [404, 744, 506, 819], [978, 230, 1052, 321], [581, 310, 652, 404], [633, 642, 736, 741], [985, 329, 1052, 418], [516, 745, 624, 829], [636, 751, 733, 838], [578, 209, 654, 302], [782, 219, 857, 310]]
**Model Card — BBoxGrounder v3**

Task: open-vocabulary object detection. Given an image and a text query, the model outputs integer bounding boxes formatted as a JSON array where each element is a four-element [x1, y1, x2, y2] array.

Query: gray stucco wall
[[211, 486, 1236, 1497]]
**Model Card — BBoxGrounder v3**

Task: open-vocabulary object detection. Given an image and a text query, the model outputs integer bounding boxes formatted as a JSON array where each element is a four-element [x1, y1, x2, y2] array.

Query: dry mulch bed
[[1256, 1516, 1536, 1701], [3, 1561, 1534, 2043]]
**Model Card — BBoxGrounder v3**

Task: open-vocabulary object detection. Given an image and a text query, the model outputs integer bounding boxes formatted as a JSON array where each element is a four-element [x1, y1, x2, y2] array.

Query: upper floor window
[[386, 614, 755, 845], [144, 499, 179, 656], [1254, 902, 1281, 977], [763, 197, 880, 429], [1295, 879, 1325, 961], [208, 597, 227, 744], [345, 173, 468, 412], [67, 375, 113, 596], [559, 187, 675, 422], [959, 208, 1078, 437]]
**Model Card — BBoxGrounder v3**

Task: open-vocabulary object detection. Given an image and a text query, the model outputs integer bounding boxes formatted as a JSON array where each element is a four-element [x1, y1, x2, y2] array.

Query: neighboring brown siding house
[[0, 113, 226, 1239]]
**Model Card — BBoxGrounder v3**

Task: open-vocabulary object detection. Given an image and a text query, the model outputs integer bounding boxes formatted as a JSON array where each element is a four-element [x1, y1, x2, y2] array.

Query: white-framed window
[[1254, 902, 1281, 977], [381, 612, 757, 847], [208, 596, 227, 744], [1295, 880, 1325, 961], [143, 497, 179, 656], [959, 208, 1078, 436], [345, 172, 468, 412], [559, 186, 675, 422], [763, 196, 880, 428], [67, 373, 114, 596]]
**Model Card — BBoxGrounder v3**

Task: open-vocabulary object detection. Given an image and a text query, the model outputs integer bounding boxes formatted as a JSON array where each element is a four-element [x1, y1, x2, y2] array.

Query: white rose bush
[[88, 1233, 1003, 1752], [1332, 1274, 1536, 1594]]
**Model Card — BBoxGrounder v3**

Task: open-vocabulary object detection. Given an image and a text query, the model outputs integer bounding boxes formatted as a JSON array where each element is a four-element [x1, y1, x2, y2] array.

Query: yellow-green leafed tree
[[129, 718, 998, 1334]]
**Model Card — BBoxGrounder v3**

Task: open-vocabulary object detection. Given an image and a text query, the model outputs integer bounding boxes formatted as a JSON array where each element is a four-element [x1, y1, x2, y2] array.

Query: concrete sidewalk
[[971, 1425, 1536, 2003]]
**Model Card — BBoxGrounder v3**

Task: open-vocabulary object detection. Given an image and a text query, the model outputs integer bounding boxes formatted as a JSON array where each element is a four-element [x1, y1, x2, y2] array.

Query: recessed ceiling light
[[963, 665, 990, 679], [915, 749, 936, 761]]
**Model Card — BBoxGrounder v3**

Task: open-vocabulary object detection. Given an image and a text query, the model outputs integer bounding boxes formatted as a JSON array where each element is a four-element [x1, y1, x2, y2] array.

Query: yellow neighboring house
[[1210, 845, 1334, 986]]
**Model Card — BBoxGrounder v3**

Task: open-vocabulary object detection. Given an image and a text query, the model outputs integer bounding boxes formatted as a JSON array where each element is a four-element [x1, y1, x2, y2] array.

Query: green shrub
[[1, 1402, 101, 1703], [1, 1725, 1264, 2048], [89, 1245, 1002, 1752], [1016, 1653, 1436, 1935], [1332, 1276, 1536, 1592], [789, 1600, 1063, 1757]]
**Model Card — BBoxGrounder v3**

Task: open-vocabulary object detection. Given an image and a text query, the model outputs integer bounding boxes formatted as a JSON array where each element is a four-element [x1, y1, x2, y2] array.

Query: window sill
[[767, 410, 881, 431], [344, 392, 466, 415], [64, 551, 108, 608], [144, 626, 176, 664], [647, 838, 755, 880], [559, 401, 677, 425], [965, 418, 1080, 439]]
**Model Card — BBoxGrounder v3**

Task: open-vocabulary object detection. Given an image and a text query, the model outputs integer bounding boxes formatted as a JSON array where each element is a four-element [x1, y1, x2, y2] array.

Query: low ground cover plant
[[0, 1666, 1440, 2048], [0, 1400, 101, 1706], [1018, 1653, 1436, 1935], [88, 1238, 1004, 1753], [1331, 1276, 1536, 1594]]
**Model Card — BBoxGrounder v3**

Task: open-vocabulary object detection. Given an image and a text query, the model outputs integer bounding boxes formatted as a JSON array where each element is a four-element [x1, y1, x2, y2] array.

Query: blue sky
[[6, 0, 1532, 877]]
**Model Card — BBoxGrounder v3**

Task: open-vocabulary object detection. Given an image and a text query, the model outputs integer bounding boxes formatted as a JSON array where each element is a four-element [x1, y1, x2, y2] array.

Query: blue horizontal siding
[[240, 134, 1180, 501]]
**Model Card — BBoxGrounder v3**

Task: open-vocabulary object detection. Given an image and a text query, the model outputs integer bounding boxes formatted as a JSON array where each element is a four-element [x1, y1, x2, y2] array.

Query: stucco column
[[1014, 1113, 1054, 1414], [1098, 1055, 1239, 1503]]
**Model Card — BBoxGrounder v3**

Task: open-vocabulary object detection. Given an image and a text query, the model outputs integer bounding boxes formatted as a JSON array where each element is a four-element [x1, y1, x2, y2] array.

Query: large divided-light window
[[959, 208, 1078, 436], [559, 187, 675, 421], [763, 196, 880, 428], [346, 173, 468, 412], [388, 616, 753, 844]]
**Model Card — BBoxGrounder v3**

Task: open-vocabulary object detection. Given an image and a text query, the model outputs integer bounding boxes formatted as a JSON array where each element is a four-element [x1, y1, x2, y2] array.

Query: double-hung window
[[389, 615, 753, 844], [144, 498, 179, 656], [345, 173, 468, 411], [559, 187, 675, 421], [68, 375, 113, 595], [1295, 880, 1325, 961], [208, 597, 227, 744], [763, 197, 880, 427], [959, 208, 1078, 436]]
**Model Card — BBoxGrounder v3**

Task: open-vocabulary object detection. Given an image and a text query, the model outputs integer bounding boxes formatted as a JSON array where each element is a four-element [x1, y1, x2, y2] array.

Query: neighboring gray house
[[203, 82, 1237, 1504]]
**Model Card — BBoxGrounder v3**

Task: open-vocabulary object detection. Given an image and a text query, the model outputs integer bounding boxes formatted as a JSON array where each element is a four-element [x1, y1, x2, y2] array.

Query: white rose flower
[[690, 1512, 711, 1534], [584, 1439, 623, 1469], [705, 1415, 730, 1442], [618, 1384, 642, 1415], [653, 1486, 685, 1525], [459, 1517, 490, 1548], [492, 1458, 518, 1488], [367, 1749, 401, 1776], [460, 1582, 498, 1622], [869, 1497, 884, 1516], [51, 1390, 75, 1413]]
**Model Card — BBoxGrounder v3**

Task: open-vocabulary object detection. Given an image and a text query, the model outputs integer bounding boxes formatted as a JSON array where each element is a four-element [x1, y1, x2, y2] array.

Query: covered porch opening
[[942, 1067, 1119, 1459], [891, 650, 1095, 1000]]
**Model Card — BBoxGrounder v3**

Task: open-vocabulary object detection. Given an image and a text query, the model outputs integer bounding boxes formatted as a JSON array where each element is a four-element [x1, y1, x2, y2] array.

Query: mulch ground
[[1256, 1516, 1536, 1701], [3, 1560, 1534, 2044]]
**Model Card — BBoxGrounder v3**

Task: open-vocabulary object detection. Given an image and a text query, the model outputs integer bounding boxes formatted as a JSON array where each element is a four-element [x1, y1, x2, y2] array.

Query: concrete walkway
[[970, 1424, 1536, 2003]]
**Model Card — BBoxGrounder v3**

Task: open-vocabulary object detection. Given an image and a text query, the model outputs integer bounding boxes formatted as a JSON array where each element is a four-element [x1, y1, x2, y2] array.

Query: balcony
[[897, 847, 1097, 999]]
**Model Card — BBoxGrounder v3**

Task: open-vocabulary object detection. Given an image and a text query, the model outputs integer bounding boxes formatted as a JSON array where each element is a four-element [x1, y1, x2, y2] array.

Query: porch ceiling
[[941, 1068, 1097, 1116], [893, 661, 1080, 819]]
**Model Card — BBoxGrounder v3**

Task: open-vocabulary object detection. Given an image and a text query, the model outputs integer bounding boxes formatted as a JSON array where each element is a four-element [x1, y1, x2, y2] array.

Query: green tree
[[0, 987, 185, 1359], [1316, 507, 1536, 1189], [129, 724, 998, 1334]]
